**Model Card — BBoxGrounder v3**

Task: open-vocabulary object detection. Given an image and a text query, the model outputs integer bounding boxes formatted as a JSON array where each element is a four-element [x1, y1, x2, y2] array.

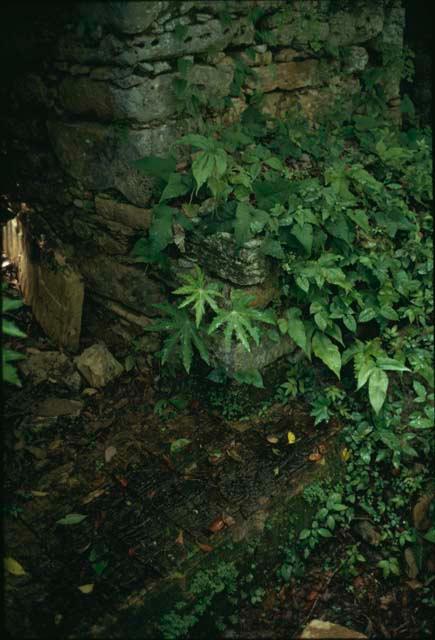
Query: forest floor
[[3, 262, 433, 639]]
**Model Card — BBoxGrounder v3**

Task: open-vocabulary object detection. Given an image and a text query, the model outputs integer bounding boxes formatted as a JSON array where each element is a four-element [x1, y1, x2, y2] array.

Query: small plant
[[2, 286, 26, 387]]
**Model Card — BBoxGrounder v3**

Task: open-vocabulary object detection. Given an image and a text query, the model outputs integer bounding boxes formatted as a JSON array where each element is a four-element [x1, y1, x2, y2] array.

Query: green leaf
[[3, 297, 23, 313], [261, 237, 285, 259], [56, 513, 87, 526], [423, 528, 435, 544], [356, 357, 376, 390], [233, 369, 264, 388], [347, 208, 370, 233], [284, 309, 308, 354], [377, 357, 410, 372], [299, 529, 311, 540], [358, 308, 376, 323], [177, 133, 215, 151], [174, 265, 222, 327], [368, 367, 389, 414], [160, 173, 192, 202], [234, 202, 253, 246], [312, 332, 341, 378], [192, 151, 215, 193], [2, 319, 26, 338], [291, 223, 313, 255], [134, 155, 176, 182], [170, 438, 191, 455], [318, 528, 333, 538]]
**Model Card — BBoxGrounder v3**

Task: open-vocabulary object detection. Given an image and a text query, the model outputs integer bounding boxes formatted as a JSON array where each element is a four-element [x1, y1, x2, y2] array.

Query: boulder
[[75, 343, 124, 388], [299, 619, 367, 639], [19, 350, 82, 392]]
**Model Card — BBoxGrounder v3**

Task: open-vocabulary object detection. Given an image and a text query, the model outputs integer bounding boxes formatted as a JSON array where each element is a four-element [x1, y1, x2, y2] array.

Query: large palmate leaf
[[144, 304, 209, 373], [208, 291, 275, 352], [173, 266, 222, 327]]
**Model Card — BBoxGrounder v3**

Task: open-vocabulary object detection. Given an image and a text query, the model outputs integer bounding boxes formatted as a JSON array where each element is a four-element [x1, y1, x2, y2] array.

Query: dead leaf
[[4, 557, 26, 576], [82, 487, 106, 505], [104, 446, 117, 463], [266, 435, 279, 444], [341, 447, 351, 461], [175, 530, 184, 545], [306, 589, 319, 602], [209, 517, 225, 533], [227, 449, 243, 462], [31, 490, 48, 497], [308, 452, 323, 462], [406, 579, 423, 590], [78, 584, 94, 594], [197, 543, 213, 553], [287, 431, 296, 445], [222, 514, 236, 527]]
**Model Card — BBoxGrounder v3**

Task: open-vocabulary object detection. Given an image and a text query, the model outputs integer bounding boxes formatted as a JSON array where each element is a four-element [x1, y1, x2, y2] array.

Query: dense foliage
[[133, 69, 433, 416]]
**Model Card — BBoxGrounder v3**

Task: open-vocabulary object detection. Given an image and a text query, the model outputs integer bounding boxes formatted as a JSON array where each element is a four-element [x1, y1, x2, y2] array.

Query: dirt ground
[[3, 262, 433, 639]]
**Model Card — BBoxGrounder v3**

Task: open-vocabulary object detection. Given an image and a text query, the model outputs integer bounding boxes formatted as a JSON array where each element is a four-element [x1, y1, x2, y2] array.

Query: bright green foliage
[[144, 303, 209, 373], [173, 265, 222, 327], [208, 291, 275, 353], [2, 291, 26, 387]]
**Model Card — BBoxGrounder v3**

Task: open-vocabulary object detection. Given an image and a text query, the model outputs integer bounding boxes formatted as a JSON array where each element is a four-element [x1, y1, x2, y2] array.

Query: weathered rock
[[211, 333, 294, 375], [19, 350, 82, 391], [35, 397, 84, 417], [299, 619, 367, 639], [47, 120, 180, 206], [185, 232, 270, 286], [76, 1, 169, 35], [75, 343, 124, 388], [3, 214, 84, 352], [413, 492, 434, 531], [354, 519, 381, 546], [248, 60, 321, 93], [404, 547, 419, 579], [79, 256, 165, 316], [94, 195, 152, 231], [341, 46, 369, 74]]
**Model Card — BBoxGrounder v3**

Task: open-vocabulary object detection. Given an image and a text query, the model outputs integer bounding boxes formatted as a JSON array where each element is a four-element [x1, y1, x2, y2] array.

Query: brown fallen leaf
[[82, 487, 106, 505], [208, 517, 225, 533], [175, 530, 184, 545], [227, 449, 243, 463], [197, 543, 213, 553], [104, 446, 117, 463], [266, 435, 279, 444], [406, 579, 423, 590], [308, 452, 323, 462], [31, 490, 49, 497], [222, 514, 236, 527]]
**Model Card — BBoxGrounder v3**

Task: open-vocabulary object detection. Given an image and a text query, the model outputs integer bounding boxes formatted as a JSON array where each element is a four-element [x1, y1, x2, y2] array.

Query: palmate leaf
[[208, 291, 275, 353], [173, 266, 222, 327], [144, 304, 209, 373]]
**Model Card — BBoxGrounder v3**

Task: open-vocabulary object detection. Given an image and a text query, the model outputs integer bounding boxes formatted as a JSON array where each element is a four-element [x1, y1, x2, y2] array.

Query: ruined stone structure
[[1, 1, 405, 370]]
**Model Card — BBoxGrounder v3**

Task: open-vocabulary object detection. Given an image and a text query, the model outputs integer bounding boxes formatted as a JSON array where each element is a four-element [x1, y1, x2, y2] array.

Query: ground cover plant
[[127, 62, 434, 638]]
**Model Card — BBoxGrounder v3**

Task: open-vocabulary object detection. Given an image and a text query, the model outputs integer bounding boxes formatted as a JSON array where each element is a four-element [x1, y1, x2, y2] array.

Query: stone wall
[[1, 1, 405, 366]]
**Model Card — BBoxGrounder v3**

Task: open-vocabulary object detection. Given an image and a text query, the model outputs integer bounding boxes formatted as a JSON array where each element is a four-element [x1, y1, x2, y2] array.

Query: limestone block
[[76, 1, 169, 35], [79, 255, 165, 316], [94, 195, 152, 231], [299, 619, 367, 639], [211, 332, 294, 375], [247, 60, 320, 93], [58, 74, 177, 123], [47, 120, 179, 206], [329, 4, 384, 46], [19, 350, 82, 391], [3, 215, 84, 352], [341, 46, 369, 74], [75, 343, 124, 388], [185, 232, 270, 286]]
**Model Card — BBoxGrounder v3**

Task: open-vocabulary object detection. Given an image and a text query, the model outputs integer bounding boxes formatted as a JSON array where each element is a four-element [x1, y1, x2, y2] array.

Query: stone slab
[[3, 214, 84, 352]]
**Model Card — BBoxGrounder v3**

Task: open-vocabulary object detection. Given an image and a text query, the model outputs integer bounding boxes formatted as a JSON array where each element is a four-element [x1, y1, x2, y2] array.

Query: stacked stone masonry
[[1, 1, 405, 368]]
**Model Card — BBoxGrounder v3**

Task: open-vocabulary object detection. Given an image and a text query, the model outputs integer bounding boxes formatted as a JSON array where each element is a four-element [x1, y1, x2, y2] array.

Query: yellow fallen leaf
[[31, 490, 49, 497], [4, 557, 26, 576], [287, 431, 296, 445], [341, 447, 351, 462], [78, 583, 94, 594]]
